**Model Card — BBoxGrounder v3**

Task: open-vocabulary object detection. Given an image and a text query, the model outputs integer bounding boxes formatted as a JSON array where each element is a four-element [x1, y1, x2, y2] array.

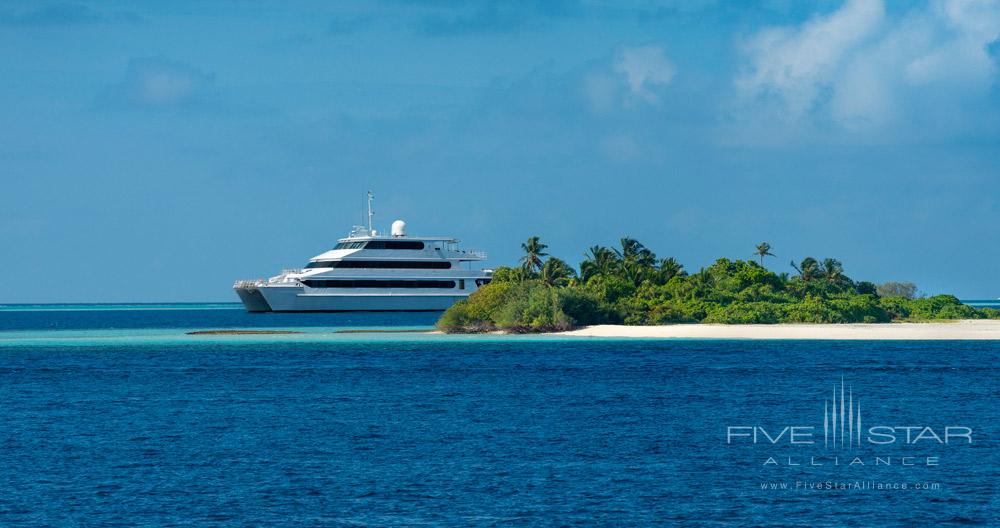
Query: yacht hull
[[237, 285, 468, 312], [235, 287, 272, 312]]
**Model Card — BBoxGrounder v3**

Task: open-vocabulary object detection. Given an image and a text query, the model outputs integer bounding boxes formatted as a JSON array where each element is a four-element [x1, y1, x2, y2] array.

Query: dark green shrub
[[879, 296, 911, 320], [703, 302, 782, 324], [584, 274, 636, 304], [559, 287, 621, 325]]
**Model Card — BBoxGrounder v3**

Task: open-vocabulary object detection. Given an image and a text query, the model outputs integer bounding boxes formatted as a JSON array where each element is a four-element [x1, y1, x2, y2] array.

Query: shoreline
[[553, 320, 1000, 340]]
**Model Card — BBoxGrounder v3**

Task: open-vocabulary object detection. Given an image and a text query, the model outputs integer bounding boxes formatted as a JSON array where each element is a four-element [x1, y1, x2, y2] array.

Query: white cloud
[[736, 0, 885, 120], [102, 57, 214, 109], [734, 0, 1000, 134], [613, 45, 675, 105], [581, 44, 676, 113]]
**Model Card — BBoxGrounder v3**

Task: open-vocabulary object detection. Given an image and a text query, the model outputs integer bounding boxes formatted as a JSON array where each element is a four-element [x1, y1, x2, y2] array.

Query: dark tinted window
[[364, 240, 425, 250], [475, 278, 492, 287], [305, 260, 450, 269], [302, 279, 456, 289]]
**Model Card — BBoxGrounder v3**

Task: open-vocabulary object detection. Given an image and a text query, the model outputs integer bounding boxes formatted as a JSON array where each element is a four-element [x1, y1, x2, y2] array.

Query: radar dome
[[391, 220, 407, 237]]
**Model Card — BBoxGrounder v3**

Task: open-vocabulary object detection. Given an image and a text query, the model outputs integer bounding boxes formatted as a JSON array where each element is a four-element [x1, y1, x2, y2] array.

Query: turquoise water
[[2, 300, 995, 347], [0, 327, 601, 348], [1, 304, 998, 526], [0, 302, 243, 311], [962, 299, 1000, 308]]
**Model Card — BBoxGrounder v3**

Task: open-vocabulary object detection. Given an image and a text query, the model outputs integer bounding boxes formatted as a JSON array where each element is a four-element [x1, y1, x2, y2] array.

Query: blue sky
[[2, 0, 999, 302]]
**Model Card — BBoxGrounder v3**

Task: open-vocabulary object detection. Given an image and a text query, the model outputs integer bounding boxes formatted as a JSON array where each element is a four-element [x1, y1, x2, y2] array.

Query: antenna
[[367, 190, 374, 236]]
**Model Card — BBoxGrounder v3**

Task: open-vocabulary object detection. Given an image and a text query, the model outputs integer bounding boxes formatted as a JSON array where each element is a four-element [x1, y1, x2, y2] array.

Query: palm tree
[[790, 257, 820, 281], [821, 258, 846, 285], [754, 242, 775, 266], [580, 245, 619, 282], [616, 237, 656, 285], [520, 236, 548, 274], [616, 237, 656, 267], [540, 257, 577, 287], [657, 257, 685, 283]]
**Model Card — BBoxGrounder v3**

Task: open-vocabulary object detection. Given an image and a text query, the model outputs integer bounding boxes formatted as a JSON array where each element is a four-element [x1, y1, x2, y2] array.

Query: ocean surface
[[1, 304, 998, 526]]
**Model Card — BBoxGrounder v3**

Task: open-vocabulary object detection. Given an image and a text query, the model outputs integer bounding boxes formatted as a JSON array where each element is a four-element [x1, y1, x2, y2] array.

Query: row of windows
[[302, 279, 457, 289], [365, 240, 426, 250], [333, 240, 426, 250], [305, 260, 451, 269], [333, 241, 367, 249]]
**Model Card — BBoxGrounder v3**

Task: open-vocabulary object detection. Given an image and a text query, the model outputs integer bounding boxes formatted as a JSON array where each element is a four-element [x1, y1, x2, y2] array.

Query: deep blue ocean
[[1, 304, 998, 526]]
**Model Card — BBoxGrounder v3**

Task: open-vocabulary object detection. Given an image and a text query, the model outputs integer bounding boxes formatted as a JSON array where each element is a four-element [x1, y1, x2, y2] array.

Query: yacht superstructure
[[234, 194, 491, 312]]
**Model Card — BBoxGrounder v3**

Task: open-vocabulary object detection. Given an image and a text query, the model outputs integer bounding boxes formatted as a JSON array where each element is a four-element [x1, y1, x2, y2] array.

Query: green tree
[[855, 281, 878, 295], [519, 236, 548, 275], [540, 257, 577, 287], [615, 237, 656, 285], [490, 266, 527, 283], [437, 237, 996, 333], [580, 245, 619, 282], [656, 257, 686, 283], [616, 237, 656, 266], [754, 242, 775, 266], [821, 258, 851, 287], [791, 257, 821, 282]]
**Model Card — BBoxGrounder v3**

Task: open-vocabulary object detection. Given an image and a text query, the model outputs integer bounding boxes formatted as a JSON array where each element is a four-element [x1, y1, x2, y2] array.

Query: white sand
[[555, 320, 1000, 340]]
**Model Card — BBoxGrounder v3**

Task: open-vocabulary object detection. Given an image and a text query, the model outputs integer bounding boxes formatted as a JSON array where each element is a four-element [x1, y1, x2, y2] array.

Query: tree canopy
[[438, 237, 998, 333]]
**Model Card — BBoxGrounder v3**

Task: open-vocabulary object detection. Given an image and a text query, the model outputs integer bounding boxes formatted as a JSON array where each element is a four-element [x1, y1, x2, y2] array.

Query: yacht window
[[306, 261, 450, 269], [475, 278, 492, 287], [363, 240, 425, 250], [459, 279, 465, 290], [333, 241, 367, 250], [302, 279, 456, 289]]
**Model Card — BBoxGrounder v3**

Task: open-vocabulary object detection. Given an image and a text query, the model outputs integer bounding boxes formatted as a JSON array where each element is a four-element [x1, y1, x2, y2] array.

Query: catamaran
[[234, 193, 492, 312]]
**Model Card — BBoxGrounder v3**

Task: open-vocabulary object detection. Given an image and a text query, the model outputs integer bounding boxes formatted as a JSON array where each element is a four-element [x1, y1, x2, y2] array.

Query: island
[[437, 237, 1000, 335]]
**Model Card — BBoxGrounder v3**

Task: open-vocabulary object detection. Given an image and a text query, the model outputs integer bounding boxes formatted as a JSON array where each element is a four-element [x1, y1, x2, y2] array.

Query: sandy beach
[[556, 320, 1000, 340]]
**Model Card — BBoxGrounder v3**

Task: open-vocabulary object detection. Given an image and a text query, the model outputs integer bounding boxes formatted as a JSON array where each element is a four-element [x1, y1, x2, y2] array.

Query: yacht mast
[[367, 190, 375, 236]]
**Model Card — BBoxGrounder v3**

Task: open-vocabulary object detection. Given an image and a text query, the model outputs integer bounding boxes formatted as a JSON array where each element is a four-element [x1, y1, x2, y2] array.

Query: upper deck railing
[[234, 269, 304, 289]]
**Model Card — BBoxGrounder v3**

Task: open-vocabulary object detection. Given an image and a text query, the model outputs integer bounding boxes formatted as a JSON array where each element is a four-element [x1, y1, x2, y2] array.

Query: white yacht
[[234, 194, 492, 312]]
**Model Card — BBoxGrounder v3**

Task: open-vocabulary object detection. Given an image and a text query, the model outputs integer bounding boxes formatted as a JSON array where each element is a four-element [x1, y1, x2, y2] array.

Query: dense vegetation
[[437, 237, 999, 333]]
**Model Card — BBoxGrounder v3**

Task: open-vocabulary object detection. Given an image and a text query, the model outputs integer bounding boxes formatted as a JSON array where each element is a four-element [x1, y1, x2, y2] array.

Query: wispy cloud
[[452, 44, 679, 166], [731, 0, 1000, 141], [736, 0, 885, 121], [613, 45, 676, 106], [584, 45, 676, 114], [98, 57, 215, 110]]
